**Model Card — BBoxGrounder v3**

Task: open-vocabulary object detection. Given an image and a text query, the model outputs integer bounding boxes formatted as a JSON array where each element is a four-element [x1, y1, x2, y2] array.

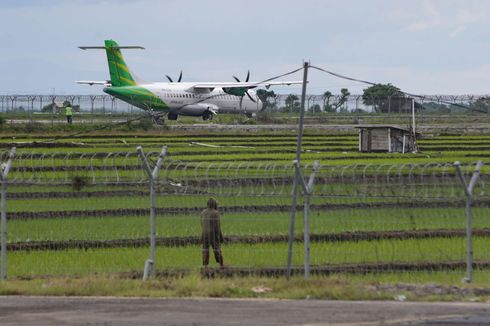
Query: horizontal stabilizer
[[192, 81, 304, 89], [75, 80, 111, 86], [79, 46, 145, 50]]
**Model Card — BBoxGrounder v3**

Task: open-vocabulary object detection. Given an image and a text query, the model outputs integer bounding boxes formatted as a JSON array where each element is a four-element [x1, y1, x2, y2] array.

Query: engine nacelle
[[223, 87, 247, 97]]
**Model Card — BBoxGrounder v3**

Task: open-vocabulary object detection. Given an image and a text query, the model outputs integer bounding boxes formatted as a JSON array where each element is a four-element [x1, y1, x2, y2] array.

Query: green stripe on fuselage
[[104, 86, 168, 111]]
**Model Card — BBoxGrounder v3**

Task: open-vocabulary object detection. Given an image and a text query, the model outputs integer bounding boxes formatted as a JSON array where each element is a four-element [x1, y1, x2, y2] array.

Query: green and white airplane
[[77, 39, 301, 122]]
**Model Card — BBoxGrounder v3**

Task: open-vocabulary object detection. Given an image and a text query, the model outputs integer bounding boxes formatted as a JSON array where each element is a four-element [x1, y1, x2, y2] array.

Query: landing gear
[[202, 110, 214, 121], [168, 112, 178, 120]]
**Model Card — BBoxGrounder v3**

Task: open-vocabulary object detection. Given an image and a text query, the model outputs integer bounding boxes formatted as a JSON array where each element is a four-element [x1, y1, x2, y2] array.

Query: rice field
[[2, 130, 489, 278]]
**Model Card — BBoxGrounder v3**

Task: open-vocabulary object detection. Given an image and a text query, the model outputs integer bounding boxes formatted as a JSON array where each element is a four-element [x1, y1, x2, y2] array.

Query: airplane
[[77, 39, 302, 123]]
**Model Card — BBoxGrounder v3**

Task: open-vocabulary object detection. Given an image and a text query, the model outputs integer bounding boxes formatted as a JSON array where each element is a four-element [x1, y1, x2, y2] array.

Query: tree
[[322, 91, 332, 112], [333, 88, 350, 112], [41, 103, 54, 113], [362, 83, 404, 113], [310, 104, 321, 113], [285, 94, 300, 113], [323, 88, 350, 112], [256, 89, 277, 111], [471, 96, 490, 113]]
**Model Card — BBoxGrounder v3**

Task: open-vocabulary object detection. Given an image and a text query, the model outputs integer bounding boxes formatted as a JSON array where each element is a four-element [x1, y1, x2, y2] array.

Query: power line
[[309, 65, 490, 114]]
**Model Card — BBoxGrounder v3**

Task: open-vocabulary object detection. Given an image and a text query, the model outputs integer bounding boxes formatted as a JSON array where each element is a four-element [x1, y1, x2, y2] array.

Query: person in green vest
[[65, 103, 73, 124]]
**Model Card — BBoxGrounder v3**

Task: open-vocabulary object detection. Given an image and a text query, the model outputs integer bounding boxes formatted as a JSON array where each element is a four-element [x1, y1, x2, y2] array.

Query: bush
[[71, 176, 89, 191], [138, 117, 154, 130]]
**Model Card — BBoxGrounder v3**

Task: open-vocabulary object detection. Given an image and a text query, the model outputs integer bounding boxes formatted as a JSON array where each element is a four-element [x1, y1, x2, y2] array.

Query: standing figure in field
[[200, 197, 224, 268], [65, 103, 73, 124]]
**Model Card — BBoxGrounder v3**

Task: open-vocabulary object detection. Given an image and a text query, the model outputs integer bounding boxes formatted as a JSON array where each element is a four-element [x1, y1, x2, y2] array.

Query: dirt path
[[0, 296, 489, 325]]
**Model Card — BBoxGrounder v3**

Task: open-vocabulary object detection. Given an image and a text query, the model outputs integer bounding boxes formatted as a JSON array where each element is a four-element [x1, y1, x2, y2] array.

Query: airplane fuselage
[[104, 82, 262, 119], [79, 39, 299, 121]]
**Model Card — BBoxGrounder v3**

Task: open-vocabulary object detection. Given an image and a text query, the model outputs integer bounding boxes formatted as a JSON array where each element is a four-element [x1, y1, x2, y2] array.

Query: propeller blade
[[178, 71, 182, 82], [165, 75, 173, 83], [232, 76, 240, 82], [246, 91, 256, 103], [245, 70, 250, 82]]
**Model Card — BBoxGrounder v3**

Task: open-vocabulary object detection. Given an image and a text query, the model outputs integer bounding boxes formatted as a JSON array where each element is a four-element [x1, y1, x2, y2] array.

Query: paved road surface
[[0, 296, 489, 325]]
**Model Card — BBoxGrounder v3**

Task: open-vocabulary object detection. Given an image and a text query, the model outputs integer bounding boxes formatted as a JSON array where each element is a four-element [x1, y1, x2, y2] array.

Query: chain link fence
[[0, 94, 489, 121], [0, 148, 488, 280]]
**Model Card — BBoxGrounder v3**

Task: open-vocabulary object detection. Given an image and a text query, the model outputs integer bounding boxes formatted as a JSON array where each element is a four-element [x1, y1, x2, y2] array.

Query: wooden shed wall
[[359, 127, 414, 153], [369, 128, 389, 151]]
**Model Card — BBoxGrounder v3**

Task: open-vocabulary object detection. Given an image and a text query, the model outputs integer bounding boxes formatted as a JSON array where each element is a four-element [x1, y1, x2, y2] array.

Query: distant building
[[51, 101, 65, 113], [356, 125, 416, 153]]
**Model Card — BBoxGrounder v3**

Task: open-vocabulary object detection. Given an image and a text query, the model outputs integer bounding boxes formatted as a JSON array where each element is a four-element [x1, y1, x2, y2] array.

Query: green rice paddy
[[1, 130, 489, 278]]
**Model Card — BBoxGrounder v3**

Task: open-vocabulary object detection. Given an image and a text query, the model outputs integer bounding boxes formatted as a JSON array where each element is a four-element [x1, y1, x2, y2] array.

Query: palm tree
[[285, 94, 299, 113], [322, 91, 332, 112]]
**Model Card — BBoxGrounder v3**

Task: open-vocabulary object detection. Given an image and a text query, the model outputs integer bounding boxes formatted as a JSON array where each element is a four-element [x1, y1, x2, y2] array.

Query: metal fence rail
[[0, 148, 488, 280]]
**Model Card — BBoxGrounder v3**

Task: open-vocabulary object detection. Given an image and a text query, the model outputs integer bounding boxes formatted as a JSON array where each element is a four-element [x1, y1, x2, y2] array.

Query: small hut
[[356, 125, 416, 153]]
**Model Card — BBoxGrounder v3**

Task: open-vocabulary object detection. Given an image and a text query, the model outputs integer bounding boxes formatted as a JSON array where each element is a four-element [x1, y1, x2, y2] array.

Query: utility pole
[[286, 61, 309, 279]]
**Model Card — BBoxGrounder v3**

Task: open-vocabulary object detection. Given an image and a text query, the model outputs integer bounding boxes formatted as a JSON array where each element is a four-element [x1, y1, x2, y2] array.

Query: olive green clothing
[[65, 106, 73, 116], [200, 208, 223, 243], [200, 208, 224, 266]]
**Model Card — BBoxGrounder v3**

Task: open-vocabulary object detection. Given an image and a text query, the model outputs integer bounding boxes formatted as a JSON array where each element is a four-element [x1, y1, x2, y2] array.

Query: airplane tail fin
[[79, 39, 146, 87]]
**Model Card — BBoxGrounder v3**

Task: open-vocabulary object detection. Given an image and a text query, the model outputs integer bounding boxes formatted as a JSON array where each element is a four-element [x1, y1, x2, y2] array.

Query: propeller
[[232, 70, 250, 83], [165, 70, 183, 83], [232, 70, 256, 103]]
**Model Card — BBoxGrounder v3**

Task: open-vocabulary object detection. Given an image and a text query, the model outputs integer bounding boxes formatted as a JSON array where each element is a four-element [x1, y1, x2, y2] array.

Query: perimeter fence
[[0, 147, 488, 280], [1, 94, 489, 118]]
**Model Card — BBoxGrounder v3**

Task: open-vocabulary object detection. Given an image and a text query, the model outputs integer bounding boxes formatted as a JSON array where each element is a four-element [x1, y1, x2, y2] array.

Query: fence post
[[286, 163, 302, 279], [454, 160, 483, 283], [302, 161, 319, 279], [137, 146, 168, 279], [0, 147, 16, 281]]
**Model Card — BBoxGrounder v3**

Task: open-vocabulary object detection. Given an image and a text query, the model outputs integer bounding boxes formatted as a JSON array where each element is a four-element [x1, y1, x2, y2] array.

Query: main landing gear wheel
[[168, 112, 178, 120], [202, 111, 214, 121]]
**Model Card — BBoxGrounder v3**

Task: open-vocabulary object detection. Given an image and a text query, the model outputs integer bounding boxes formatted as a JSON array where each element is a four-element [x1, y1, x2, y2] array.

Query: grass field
[[0, 128, 488, 285]]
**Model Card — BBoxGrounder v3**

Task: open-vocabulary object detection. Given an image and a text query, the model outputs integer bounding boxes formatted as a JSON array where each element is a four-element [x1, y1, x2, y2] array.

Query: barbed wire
[[2, 149, 487, 199]]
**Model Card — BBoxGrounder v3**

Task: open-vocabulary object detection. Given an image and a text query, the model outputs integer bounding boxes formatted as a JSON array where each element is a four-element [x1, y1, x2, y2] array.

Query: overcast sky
[[1, 0, 489, 95]]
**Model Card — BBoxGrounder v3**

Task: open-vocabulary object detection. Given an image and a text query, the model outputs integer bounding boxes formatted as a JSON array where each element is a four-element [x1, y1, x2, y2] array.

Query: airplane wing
[[75, 80, 111, 86], [192, 81, 303, 89]]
